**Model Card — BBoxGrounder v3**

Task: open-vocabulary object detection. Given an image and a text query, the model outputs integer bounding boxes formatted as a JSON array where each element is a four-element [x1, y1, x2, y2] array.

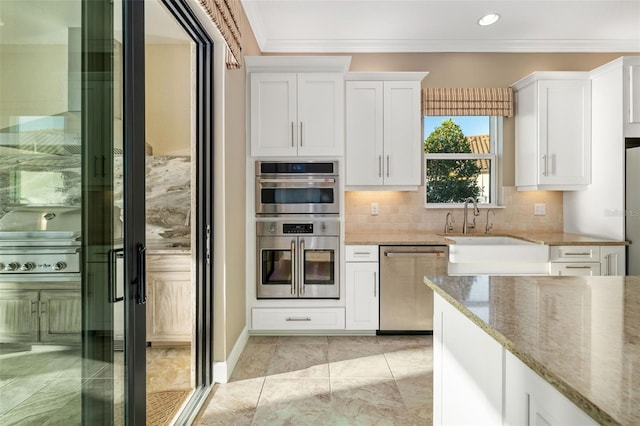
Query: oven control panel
[[0, 253, 80, 274], [283, 223, 314, 234], [257, 220, 340, 237]]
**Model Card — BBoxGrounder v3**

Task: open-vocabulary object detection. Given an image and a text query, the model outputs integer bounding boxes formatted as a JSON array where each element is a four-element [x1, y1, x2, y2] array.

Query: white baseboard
[[213, 326, 249, 384]]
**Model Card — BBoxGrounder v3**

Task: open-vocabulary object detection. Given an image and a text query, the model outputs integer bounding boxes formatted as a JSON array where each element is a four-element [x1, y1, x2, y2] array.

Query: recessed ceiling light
[[478, 13, 500, 26]]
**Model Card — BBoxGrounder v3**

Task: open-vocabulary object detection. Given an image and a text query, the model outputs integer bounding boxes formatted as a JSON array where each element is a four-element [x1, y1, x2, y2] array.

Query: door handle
[[299, 122, 303, 146], [299, 239, 305, 296], [373, 272, 377, 297], [386, 155, 390, 178], [108, 247, 124, 303], [290, 240, 296, 296], [378, 155, 382, 178], [136, 243, 147, 304], [291, 122, 294, 147]]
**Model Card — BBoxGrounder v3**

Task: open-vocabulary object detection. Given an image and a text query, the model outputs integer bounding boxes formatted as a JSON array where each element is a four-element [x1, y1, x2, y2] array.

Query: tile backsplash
[[345, 186, 563, 234]]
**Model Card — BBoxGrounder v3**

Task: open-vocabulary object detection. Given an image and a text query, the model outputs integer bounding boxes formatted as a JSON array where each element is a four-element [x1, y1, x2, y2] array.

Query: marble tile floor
[[0, 344, 191, 425], [195, 335, 433, 426]]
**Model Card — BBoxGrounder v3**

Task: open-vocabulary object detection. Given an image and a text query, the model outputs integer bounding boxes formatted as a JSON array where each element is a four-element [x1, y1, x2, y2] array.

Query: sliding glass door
[[0, 0, 146, 424]]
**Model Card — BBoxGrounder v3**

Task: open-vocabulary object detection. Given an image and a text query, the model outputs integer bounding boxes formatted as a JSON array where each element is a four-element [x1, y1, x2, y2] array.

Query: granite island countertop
[[345, 231, 628, 246], [424, 274, 640, 425]]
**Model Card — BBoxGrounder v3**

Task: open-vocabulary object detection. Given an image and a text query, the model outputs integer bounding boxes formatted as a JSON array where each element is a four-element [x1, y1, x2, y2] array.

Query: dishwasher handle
[[384, 250, 447, 258]]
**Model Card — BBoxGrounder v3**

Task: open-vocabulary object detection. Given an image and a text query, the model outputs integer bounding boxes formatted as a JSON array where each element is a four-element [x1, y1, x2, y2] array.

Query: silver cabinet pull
[[299, 122, 303, 146], [378, 155, 382, 178], [39, 300, 46, 315], [31, 301, 38, 315], [542, 154, 548, 176], [386, 155, 390, 178], [566, 266, 592, 269], [373, 272, 377, 297], [286, 317, 311, 322], [353, 251, 371, 256], [291, 122, 294, 147], [290, 240, 296, 295], [564, 252, 592, 256]]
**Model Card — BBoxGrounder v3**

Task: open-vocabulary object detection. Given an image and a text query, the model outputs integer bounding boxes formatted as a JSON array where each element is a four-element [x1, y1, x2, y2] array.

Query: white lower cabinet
[[548, 245, 625, 276], [252, 308, 345, 330], [146, 254, 192, 344], [345, 245, 379, 330], [504, 351, 598, 426], [434, 293, 597, 426], [433, 294, 503, 426]]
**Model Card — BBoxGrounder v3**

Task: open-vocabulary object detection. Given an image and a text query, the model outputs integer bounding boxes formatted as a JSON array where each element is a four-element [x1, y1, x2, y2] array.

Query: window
[[424, 116, 502, 207]]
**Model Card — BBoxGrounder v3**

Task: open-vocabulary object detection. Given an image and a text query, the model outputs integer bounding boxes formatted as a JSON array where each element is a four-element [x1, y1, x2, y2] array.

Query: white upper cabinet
[[513, 72, 591, 191], [624, 60, 640, 137], [345, 73, 426, 188], [250, 72, 345, 157]]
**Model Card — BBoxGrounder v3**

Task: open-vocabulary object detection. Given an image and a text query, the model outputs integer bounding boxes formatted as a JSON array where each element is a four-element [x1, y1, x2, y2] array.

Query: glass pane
[[426, 159, 492, 204], [424, 116, 490, 154], [304, 250, 335, 284], [262, 250, 292, 284], [261, 188, 335, 204]]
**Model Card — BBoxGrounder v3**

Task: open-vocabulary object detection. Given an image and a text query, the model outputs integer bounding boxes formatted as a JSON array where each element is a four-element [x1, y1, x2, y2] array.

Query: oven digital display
[[260, 162, 335, 174], [282, 223, 313, 234]]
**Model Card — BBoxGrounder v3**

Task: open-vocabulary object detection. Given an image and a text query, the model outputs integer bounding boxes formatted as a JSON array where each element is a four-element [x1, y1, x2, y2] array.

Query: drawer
[[252, 308, 345, 330], [549, 262, 601, 276], [345, 245, 379, 262], [549, 246, 600, 262]]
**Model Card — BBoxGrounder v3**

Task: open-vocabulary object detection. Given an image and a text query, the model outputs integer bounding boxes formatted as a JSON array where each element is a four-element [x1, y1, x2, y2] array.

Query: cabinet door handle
[[386, 155, 390, 178], [291, 122, 294, 147], [31, 301, 38, 314], [564, 252, 591, 256], [39, 300, 46, 315], [566, 266, 592, 269], [353, 251, 371, 256], [108, 247, 124, 303], [286, 317, 311, 322], [378, 155, 382, 178], [373, 272, 377, 297], [299, 122, 303, 146]]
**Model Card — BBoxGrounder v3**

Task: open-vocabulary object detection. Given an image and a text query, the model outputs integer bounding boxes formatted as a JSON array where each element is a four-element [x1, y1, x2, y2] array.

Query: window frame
[[424, 116, 503, 208]]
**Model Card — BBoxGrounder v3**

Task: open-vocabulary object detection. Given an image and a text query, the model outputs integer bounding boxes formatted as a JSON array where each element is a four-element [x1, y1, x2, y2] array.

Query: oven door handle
[[107, 247, 124, 303], [290, 240, 296, 296], [299, 239, 305, 296], [258, 178, 336, 184], [136, 243, 147, 304]]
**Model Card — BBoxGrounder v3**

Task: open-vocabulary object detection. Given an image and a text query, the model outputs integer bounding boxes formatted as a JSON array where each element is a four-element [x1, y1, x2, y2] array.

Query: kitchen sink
[[447, 235, 549, 275]]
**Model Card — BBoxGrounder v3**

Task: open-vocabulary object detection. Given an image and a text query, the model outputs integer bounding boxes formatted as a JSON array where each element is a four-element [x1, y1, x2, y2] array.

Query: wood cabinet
[[345, 245, 379, 330], [513, 72, 591, 190], [0, 289, 80, 344], [146, 253, 192, 344], [624, 59, 640, 137], [250, 72, 344, 157], [345, 74, 426, 188], [504, 351, 598, 426], [548, 245, 625, 276]]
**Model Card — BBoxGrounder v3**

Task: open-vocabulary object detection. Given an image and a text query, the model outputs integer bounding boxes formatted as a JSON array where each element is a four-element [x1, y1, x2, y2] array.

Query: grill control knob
[[53, 262, 67, 271], [5, 262, 20, 271], [20, 262, 35, 272]]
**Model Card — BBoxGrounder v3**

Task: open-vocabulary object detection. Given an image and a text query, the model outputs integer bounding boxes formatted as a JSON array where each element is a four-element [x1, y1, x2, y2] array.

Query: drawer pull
[[564, 252, 591, 256], [353, 251, 371, 255], [286, 317, 311, 322], [565, 266, 592, 269]]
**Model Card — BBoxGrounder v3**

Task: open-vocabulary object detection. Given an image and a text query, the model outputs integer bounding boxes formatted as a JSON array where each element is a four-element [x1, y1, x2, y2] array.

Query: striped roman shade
[[199, 0, 243, 69], [423, 88, 513, 117]]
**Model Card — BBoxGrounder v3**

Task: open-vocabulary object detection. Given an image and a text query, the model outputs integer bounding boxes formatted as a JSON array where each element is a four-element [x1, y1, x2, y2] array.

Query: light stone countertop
[[345, 231, 629, 246], [424, 274, 640, 426]]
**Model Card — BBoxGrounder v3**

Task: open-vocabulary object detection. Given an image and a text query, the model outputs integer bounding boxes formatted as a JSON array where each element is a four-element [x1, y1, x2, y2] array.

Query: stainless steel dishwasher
[[379, 245, 448, 333]]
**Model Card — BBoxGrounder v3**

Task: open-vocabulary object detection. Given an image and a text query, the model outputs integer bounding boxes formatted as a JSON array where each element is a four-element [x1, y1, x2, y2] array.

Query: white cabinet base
[[252, 308, 345, 331]]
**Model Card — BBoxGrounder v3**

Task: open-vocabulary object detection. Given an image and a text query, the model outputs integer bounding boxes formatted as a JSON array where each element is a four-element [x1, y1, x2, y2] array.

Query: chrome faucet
[[444, 212, 455, 234], [462, 197, 480, 234], [485, 209, 495, 234]]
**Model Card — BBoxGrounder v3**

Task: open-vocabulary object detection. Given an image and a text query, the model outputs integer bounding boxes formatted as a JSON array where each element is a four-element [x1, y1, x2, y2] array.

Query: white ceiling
[[240, 0, 640, 53]]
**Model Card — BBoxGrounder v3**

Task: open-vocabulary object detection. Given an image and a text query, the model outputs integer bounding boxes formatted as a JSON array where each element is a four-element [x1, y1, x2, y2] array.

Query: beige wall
[[145, 44, 192, 155]]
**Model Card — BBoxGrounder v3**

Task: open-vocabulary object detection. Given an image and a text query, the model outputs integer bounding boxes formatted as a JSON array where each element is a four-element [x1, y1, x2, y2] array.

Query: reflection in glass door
[[0, 0, 146, 424]]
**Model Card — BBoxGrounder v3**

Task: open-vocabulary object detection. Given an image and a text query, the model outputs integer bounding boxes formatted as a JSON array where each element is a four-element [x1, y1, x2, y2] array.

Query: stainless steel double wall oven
[[255, 161, 340, 299]]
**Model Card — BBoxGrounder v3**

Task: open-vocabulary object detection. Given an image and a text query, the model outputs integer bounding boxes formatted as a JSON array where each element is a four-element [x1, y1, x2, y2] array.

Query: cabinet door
[[505, 351, 598, 426], [250, 73, 297, 156], [345, 81, 384, 185], [549, 262, 601, 276], [624, 63, 640, 137], [39, 290, 81, 343], [0, 290, 39, 343], [383, 81, 422, 186], [600, 245, 626, 276], [433, 294, 503, 426], [297, 73, 344, 156], [538, 80, 591, 186], [345, 262, 379, 330], [146, 270, 192, 343]]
